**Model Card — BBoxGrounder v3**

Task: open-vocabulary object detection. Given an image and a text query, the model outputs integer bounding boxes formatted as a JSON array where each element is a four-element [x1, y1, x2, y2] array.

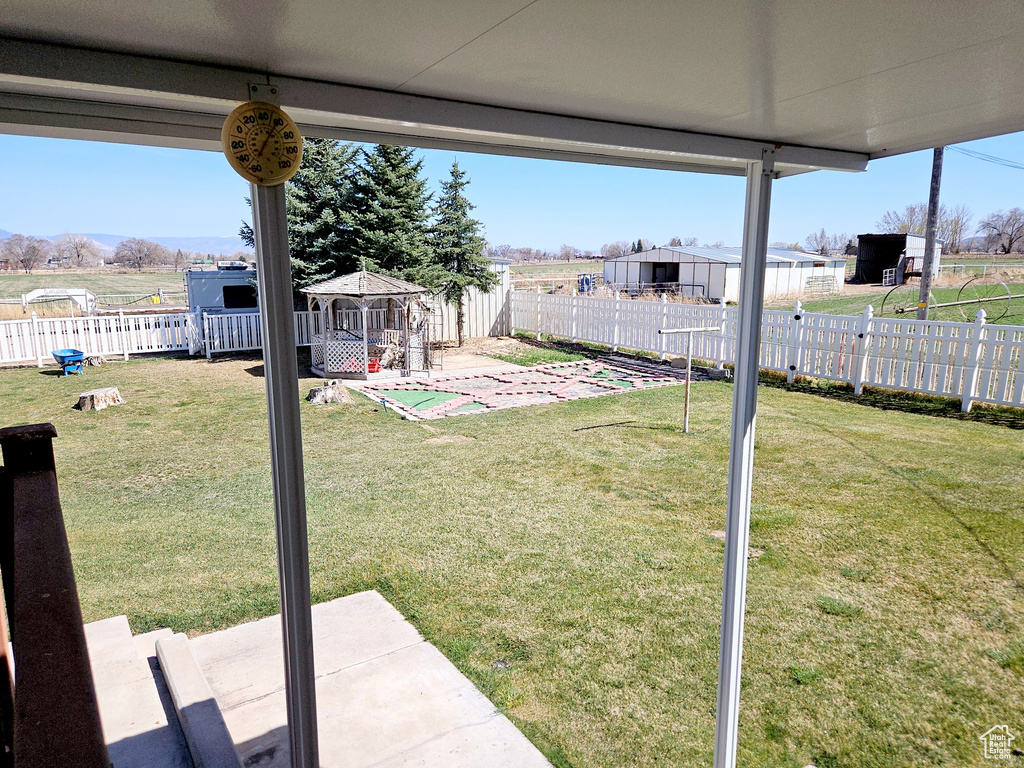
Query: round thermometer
[[221, 101, 303, 186]]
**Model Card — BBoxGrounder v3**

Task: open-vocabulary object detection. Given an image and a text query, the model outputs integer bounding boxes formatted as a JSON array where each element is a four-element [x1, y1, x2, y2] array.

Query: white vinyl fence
[[0, 311, 322, 366], [0, 295, 511, 367], [511, 290, 1024, 411]]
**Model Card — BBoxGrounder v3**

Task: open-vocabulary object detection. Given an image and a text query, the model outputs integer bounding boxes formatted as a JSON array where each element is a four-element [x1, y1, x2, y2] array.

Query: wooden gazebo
[[301, 270, 430, 379]]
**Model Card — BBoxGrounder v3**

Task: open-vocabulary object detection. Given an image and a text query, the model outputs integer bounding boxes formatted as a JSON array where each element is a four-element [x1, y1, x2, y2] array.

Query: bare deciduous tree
[[559, 244, 581, 261], [682, 237, 699, 247], [944, 204, 972, 253], [804, 229, 850, 255], [877, 203, 972, 253], [601, 241, 632, 259], [2, 234, 52, 273], [113, 238, 172, 270], [56, 233, 101, 268], [977, 208, 1024, 254]]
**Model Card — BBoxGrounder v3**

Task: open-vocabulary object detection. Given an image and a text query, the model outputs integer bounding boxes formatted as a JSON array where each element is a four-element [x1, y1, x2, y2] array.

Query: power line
[[948, 144, 1024, 171]]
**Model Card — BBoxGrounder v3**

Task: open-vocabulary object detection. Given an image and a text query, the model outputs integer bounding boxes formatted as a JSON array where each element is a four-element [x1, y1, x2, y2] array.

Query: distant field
[[511, 261, 603, 276], [943, 257, 1024, 269], [0, 271, 185, 300], [772, 281, 1024, 326]]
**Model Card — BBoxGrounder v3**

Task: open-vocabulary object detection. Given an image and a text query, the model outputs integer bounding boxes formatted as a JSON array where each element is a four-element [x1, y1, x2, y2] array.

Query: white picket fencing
[[511, 290, 1024, 411], [4, 295, 1022, 411], [0, 311, 324, 366]]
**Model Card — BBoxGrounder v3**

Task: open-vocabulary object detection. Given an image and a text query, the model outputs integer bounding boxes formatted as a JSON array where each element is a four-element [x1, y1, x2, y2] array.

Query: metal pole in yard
[[918, 147, 943, 320], [713, 150, 774, 768], [250, 182, 319, 768]]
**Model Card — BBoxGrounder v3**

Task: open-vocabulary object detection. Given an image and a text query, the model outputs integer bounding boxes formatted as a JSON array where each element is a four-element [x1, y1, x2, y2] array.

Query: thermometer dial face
[[221, 101, 303, 186]]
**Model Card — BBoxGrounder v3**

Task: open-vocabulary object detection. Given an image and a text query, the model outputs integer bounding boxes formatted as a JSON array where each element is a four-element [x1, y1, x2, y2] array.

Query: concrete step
[[134, 628, 174, 661], [156, 633, 243, 768], [84, 616, 193, 768], [189, 591, 552, 768]]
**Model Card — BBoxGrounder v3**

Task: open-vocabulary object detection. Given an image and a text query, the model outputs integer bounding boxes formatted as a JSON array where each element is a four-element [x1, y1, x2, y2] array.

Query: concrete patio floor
[[190, 591, 552, 768]]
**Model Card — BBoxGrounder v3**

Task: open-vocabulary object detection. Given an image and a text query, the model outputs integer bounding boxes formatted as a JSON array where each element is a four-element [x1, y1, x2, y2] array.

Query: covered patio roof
[[2, 1, 1023, 175]]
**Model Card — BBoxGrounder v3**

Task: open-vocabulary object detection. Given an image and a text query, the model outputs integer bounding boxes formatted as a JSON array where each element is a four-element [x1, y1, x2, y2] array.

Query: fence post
[[716, 299, 727, 369], [118, 310, 129, 361], [571, 288, 578, 343], [204, 313, 212, 360], [852, 305, 874, 394], [659, 294, 668, 360], [612, 291, 621, 352], [31, 312, 42, 368], [535, 286, 541, 339], [506, 287, 514, 337], [786, 300, 805, 384], [961, 309, 987, 413]]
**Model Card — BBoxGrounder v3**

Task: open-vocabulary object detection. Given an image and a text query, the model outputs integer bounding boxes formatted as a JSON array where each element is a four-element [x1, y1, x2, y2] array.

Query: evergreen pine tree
[[426, 161, 497, 346], [285, 139, 360, 285], [239, 138, 359, 289], [347, 144, 433, 279]]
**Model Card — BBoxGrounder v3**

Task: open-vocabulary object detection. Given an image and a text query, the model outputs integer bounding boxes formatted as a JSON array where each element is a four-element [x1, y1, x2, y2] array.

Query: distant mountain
[[0, 229, 249, 256]]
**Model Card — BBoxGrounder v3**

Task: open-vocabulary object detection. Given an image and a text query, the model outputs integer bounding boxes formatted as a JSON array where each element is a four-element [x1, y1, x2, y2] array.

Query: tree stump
[[76, 387, 124, 411], [306, 380, 352, 405]]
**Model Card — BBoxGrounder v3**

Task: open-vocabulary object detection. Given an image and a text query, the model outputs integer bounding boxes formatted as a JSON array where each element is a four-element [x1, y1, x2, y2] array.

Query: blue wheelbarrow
[[52, 349, 85, 376]]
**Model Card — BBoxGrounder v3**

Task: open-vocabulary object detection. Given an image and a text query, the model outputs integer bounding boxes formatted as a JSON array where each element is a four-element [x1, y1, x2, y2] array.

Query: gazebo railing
[[311, 328, 411, 375], [333, 309, 403, 331], [314, 329, 404, 346]]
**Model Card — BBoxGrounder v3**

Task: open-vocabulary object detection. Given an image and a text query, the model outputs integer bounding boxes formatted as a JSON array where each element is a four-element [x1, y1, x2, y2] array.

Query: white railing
[[0, 311, 322, 365], [201, 311, 321, 358], [511, 290, 1024, 411], [0, 312, 196, 365]]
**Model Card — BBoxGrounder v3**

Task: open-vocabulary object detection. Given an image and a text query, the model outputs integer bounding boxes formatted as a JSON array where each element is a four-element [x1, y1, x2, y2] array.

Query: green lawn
[[512, 261, 603, 276], [0, 271, 185, 300], [776, 282, 1024, 326], [2, 354, 1022, 767]]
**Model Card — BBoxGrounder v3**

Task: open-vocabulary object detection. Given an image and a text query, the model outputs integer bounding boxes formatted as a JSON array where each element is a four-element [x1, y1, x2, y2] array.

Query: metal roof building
[[603, 246, 846, 301]]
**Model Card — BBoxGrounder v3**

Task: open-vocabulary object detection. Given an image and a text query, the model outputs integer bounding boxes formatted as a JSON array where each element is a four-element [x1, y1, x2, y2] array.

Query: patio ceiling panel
[[2, 0, 1020, 161], [0, 40, 868, 176]]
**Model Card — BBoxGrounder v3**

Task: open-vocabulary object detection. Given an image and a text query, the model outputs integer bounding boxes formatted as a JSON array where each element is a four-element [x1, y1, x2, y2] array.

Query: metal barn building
[[854, 233, 942, 284], [603, 246, 846, 302]]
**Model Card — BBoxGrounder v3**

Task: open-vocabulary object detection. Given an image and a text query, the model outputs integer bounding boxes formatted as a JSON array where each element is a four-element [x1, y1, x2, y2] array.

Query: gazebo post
[[360, 301, 369, 377], [402, 299, 411, 375], [322, 299, 331, 375]]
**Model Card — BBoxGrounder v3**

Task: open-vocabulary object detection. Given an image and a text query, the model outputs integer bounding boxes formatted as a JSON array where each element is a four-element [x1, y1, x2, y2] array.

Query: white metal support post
[[250, 182, 320, 768], [713, 150, 774, 768]]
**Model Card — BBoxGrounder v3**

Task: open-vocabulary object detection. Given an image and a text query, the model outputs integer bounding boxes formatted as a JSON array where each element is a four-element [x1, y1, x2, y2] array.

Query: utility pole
[[918, 147, 943, 320]]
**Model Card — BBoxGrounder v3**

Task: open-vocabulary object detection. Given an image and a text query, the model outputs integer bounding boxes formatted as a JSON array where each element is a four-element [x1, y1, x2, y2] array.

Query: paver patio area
[[352, 358, 687, 419]]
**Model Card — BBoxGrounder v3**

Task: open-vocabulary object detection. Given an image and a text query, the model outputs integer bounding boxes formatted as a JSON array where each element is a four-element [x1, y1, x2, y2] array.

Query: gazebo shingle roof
[[300, 270, 427, 297]]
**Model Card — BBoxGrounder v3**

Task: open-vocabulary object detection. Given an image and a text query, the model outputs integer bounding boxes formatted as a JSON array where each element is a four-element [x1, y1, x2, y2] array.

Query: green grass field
[[0, 271, 185, 300], [2, 353, 1022, 767], [511, 261, 603, 276], [775, 282, 1024, 326]]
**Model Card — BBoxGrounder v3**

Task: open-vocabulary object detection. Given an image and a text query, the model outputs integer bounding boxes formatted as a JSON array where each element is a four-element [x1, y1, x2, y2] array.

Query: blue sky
[[1, 130, 1021, 252]]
